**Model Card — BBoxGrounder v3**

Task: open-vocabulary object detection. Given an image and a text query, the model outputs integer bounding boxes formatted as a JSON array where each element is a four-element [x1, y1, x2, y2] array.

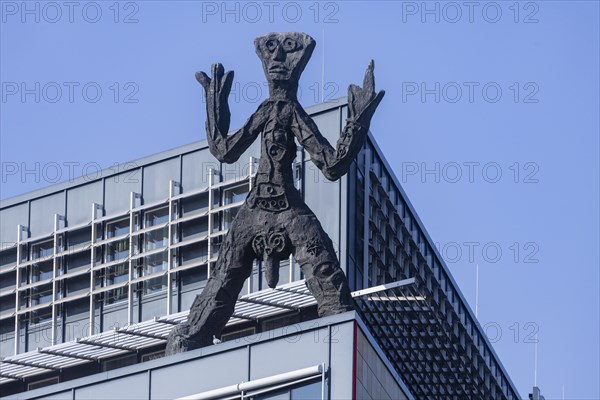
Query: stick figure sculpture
[[165, 32, 384, 355]]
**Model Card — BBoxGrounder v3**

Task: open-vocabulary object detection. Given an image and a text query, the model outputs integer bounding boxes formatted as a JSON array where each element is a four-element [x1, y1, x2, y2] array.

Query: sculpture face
[[254, 32, 315, 83]]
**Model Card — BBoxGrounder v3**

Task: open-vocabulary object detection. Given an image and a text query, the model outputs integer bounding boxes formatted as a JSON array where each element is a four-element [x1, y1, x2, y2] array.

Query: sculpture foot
[[164, 323, 212, 356], [305, 265, 354, 317]]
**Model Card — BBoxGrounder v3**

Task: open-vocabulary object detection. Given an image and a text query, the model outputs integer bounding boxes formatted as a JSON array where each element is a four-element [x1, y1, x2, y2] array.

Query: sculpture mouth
[[269, 65, 288, 73]]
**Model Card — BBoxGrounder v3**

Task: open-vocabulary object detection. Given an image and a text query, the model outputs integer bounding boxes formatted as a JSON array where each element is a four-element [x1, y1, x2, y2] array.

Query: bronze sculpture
[[166, 32, 384, 355]]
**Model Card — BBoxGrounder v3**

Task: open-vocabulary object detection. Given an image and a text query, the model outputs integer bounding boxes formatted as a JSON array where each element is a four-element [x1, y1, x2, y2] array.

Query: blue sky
[[1, 1, 599, 398]]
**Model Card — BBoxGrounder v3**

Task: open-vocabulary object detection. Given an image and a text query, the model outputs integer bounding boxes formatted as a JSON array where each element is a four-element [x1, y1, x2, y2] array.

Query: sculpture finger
[[221, 70, 234, 96], [212, 63, 225, 80], [195, 71, 210, 90], [362, 60, 375, 97], [358, 90, 385, 125], [347, 84, 359, 118], [366, 90, 385, 113]]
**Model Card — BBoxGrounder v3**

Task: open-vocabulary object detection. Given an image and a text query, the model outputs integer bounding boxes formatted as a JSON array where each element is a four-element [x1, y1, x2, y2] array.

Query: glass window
[[212, 214, 222, 233], [65, 298, 88, 318], [105, 286, 127, 305], [182, 193, 209, 215], [106, 239, 129, 262], [105, 262, 129, 286], [32, 260, 53, 282], [141, 251, 167, 276], [178, 241, 208, 266], [30, 307, 52, 324], [144, 226, 168, 251], [31, 240, 53, 259], [180, 267, 207, 290], [181, 217, 209, 241], [144, 207, 169, 228], [0, 247, 17, 267], [106, 218, 129, 238], [143, 275, 167, 295], [67, 227, 91, 248], [224, 206, 240, 230], [65, 275, 89, 295], [29, 284, 53, 306], [65, 250, 90, 272], [0, 271, 16, 291], [224, 183, 249, 205]]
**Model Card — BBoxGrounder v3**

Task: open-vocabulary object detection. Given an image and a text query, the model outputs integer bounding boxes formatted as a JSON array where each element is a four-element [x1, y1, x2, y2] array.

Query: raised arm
[[196, 63, 271, 163], [291, 61, 385, 181]]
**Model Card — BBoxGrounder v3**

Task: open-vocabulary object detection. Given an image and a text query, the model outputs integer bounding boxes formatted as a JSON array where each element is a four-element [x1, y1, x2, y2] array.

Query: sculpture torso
[[248, 99, 300, 212]]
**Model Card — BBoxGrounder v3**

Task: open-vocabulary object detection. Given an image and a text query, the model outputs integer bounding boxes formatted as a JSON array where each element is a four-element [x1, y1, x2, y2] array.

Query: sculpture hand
[[348, 60, 385, 128], [196, 63, 234, 137]]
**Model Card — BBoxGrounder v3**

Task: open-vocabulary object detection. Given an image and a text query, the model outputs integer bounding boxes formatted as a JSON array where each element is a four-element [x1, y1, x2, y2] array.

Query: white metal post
[[128, 192, 141, 325], [51, 214, 64, 345], [321, 362, 326, 400], [248, 156, 254, 190], [89, 203, 101, 335], [207, 168, 215, 278], [14, 224, 26, 355], [167, 180, 180, 315], [248, 157, 255, 294]]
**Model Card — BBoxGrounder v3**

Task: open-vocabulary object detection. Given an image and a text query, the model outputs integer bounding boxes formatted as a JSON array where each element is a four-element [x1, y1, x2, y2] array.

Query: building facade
[[0, 99, 521, 399]]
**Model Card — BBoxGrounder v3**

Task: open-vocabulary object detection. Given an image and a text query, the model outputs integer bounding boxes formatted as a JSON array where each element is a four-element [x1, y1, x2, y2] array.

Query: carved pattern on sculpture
[[165, 32, 384, 355]]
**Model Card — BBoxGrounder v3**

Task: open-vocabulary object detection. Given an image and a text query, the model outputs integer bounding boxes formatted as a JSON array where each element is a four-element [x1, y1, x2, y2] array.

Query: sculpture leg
[[165, 208, 254, 355], [287, 209, 354, 317]]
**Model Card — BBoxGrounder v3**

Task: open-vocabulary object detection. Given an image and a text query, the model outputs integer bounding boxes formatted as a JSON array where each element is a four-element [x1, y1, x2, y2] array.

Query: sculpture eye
[[282, 38, 297, 52], [265, 39, 278, 52]]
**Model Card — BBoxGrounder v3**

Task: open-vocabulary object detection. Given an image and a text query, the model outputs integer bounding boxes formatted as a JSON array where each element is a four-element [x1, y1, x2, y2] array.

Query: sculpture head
[[254, 32, 315, 84]]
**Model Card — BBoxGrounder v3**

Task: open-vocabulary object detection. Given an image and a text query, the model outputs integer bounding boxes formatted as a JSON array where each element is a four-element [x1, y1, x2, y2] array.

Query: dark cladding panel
[[0, 203, 28, 244], [66, 181, 103, 226], [30, 192, 65, 237], [142, 158, 180, 204], [104, 168, 142, 216]]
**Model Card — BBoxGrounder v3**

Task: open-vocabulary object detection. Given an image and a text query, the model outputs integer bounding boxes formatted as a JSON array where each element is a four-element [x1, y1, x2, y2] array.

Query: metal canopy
[[353, 278, 518, 400], [0, 280, 316, 385]]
